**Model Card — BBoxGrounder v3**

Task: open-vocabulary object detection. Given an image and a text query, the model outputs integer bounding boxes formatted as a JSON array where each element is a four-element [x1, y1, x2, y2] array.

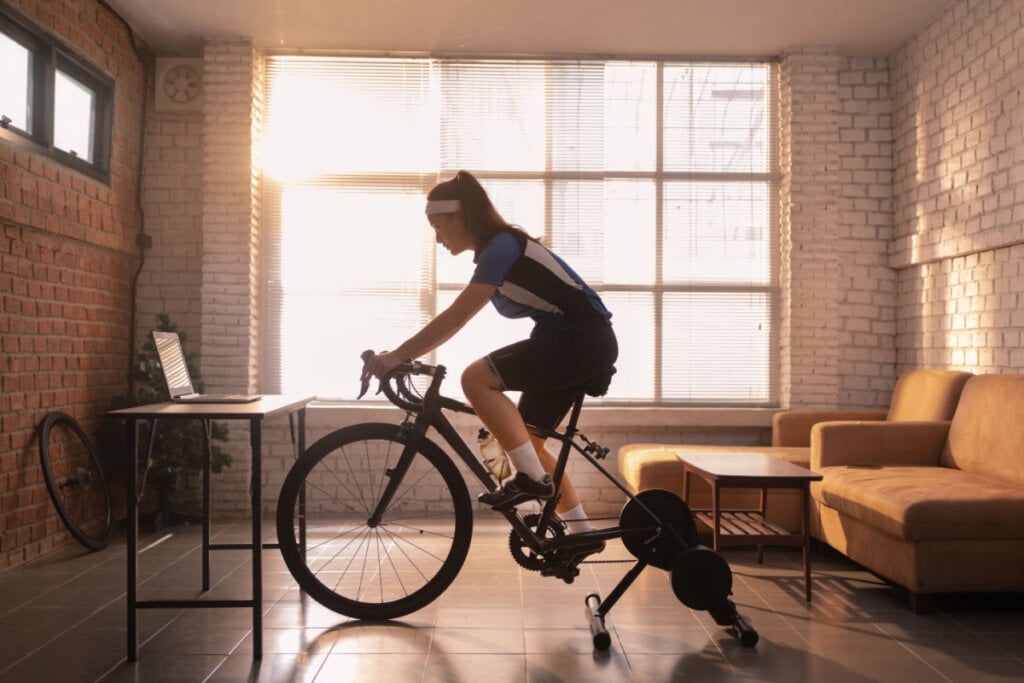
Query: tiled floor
[[1, 517, 1022, 682]]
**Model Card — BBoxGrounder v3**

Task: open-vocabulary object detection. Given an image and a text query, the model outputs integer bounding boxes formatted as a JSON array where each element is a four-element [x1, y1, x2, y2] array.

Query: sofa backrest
[[886, 369, 973, 421], [942, 374, 1024, 486]]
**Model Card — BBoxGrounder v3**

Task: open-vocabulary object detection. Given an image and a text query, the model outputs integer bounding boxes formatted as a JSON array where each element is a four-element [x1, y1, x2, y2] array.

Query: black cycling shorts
[[483, 322, 618, 430]]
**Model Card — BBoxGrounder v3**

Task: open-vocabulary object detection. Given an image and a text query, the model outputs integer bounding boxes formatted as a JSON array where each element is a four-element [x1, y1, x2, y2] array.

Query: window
[[0, 7, 113, 180], [262, 57, 777, 406]]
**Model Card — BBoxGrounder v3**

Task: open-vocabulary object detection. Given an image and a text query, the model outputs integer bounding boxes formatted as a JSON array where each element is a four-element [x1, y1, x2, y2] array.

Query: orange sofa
[[810, 373, 1024, 611], [617, 369, 973, 533]]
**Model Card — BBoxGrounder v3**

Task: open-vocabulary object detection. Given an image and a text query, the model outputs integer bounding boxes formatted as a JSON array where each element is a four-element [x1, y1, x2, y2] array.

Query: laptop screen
[[152, 331, 196, 398]]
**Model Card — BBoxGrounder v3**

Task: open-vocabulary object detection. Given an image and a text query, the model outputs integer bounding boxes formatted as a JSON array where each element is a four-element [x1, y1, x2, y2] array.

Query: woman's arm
[[365, 282, 495, 377]]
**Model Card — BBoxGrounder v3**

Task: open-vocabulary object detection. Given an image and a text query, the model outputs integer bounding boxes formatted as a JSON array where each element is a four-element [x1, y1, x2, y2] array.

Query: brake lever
[[357, 349, 375, 399]]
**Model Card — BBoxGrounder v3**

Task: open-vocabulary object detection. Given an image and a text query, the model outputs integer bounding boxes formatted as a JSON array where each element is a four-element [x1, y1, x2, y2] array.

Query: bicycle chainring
[[509, 513, 565, 571]]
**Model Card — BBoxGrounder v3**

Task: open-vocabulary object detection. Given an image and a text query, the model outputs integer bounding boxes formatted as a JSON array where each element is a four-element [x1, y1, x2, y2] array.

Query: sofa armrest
[[810, 420, 951, 469], [772, 409, 888, 447]]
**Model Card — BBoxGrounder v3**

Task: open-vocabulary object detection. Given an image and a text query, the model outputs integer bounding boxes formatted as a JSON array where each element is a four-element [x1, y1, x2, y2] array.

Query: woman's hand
[[362, 351, 405, 380]]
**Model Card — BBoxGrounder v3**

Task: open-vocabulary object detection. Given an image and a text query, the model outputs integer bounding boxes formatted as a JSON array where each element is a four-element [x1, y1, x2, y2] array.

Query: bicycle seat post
[[543, 389, 587, 509]]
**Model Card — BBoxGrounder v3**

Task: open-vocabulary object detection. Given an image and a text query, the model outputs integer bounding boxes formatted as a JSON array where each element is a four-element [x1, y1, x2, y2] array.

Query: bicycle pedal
[[541, 563, 579, 583]]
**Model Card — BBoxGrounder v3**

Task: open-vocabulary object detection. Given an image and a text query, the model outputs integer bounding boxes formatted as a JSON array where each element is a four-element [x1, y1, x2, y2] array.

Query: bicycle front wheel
[[38, 411, 114, 551], [276, 422, 473, 620]]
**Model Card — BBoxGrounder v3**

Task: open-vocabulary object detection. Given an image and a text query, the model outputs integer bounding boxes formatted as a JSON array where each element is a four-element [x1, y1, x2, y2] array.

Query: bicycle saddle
[[582, 366, 616, 397]]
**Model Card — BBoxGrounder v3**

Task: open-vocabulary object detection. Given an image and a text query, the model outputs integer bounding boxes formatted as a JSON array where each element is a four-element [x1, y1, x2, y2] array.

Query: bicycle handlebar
[[359, 349, 445, 413]]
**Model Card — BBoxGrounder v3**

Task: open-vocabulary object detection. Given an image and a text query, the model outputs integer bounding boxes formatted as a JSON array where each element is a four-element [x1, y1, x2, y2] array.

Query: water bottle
[[477, 428, 511, 481]]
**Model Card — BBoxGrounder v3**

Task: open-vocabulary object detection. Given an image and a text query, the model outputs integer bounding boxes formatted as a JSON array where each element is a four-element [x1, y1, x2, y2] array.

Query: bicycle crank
[[509, 513, 565, 571]]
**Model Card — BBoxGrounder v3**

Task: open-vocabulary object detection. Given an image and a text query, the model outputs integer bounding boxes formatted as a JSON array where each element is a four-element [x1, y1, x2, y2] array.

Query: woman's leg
[[462, 360, 531, 457], [530, 434, 580, 511], [463, 360, 580, 511]]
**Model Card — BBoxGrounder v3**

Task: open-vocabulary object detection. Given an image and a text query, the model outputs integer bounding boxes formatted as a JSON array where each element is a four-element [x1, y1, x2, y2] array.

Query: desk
[[109, 395, 313, 661], [679, 451, 823, 602]]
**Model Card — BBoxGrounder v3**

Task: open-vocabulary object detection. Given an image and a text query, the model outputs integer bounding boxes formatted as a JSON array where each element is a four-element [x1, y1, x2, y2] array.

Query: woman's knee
[[461, 360, 492, 398]]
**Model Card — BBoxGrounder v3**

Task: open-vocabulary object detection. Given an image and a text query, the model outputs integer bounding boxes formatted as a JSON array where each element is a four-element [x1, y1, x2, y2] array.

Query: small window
[[0, 7, 113, 181], [0, 31, 32, 133]]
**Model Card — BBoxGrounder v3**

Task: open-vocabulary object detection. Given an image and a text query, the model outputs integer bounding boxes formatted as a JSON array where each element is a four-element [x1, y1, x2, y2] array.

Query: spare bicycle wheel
[[619, 489, 698, 570], [38, 411, 114, 550]]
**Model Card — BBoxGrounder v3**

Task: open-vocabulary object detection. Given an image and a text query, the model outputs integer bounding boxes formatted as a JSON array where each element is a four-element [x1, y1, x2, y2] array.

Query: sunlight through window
[[262, 57, 777, 405]]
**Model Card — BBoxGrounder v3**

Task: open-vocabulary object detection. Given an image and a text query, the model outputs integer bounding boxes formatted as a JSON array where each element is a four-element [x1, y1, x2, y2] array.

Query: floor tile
[[0, 518, 1021, 683]]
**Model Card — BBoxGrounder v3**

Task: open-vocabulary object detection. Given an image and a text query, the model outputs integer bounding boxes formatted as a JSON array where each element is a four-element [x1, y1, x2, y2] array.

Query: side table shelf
[[694, 510, 792, 540], [679, 451, 822, 602]]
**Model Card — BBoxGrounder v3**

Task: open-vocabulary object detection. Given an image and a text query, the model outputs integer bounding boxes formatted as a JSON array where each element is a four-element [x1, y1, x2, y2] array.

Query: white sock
[[560, 503, 593, 533], [507, 441, 547, 481]]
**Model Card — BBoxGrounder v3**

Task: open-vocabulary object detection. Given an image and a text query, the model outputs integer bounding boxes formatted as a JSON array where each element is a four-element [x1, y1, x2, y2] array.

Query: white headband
[[425, 199, 461, 215]]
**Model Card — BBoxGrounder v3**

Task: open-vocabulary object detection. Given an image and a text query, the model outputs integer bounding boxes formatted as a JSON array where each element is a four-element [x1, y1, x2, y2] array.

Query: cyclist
[[363, 170, 617, 558]]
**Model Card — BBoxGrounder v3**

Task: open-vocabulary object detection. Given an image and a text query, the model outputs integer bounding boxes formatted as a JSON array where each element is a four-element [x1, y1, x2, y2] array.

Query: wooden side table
[[679, 451, 823, 601]]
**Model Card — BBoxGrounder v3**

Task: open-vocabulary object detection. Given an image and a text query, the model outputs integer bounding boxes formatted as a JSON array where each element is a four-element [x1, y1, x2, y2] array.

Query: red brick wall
[[0, 0, 145, 570]]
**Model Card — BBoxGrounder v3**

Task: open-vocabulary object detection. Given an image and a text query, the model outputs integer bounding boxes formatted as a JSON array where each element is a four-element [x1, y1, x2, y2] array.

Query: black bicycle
[[275, 353, 758, 649], [38, 411, 114, 551]]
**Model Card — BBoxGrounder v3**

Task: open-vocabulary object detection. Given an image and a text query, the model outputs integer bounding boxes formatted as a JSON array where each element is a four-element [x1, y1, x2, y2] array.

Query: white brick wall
[[193, 39, 264, 514], [779, 48, 843, 409], [136, 114, 203, 337], [836, 57, 898, 404], [891, 0, 1024, 372], [779, 49, 899, 410], [201, 39, 261, 396]]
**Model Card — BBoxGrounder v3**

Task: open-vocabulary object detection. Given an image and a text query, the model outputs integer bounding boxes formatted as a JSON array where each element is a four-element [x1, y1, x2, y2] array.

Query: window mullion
[[654, 62, 664, 403]]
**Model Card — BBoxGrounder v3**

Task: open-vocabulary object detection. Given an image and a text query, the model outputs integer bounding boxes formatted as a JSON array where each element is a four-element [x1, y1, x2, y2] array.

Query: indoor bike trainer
[[275, 355, 759, 650]]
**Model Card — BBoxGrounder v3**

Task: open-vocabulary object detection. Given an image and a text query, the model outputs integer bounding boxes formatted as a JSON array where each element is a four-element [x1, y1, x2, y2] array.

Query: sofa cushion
[[942, 374, 1024, 486], [886, 369, 972, 421], [618, 444, 811, 493], [813, 465, 1024, 541]]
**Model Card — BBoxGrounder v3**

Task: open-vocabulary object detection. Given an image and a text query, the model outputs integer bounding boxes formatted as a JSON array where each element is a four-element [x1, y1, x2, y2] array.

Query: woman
[[364, 170, 617, 558]]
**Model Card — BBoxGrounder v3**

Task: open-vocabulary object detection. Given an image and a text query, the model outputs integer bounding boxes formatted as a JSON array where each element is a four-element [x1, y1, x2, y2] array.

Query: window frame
[[0, 4, 113, 182], [261, 56, 779, 407]]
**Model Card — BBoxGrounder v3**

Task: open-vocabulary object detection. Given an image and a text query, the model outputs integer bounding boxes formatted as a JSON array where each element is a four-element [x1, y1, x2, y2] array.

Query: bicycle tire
[[276, 422, 473, 620], [38, 411, 114, 551]]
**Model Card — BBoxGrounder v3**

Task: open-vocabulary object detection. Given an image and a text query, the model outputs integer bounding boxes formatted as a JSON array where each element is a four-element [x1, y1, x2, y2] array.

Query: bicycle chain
[[566, 516, 631, 564], [581, 517, 632, 565]]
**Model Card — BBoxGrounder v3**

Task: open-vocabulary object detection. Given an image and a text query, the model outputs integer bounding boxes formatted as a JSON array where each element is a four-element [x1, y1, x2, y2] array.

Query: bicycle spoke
[[276, 423, 472, 619]]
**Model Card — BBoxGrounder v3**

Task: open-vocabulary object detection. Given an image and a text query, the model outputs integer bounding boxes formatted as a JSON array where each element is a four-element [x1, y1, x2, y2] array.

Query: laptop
[[152, 331, 261, 403]]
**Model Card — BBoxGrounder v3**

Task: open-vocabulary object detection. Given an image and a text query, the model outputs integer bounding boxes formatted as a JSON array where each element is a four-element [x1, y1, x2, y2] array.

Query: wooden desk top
[[678, 451, 822, 486], [107, 395, 315, 421]]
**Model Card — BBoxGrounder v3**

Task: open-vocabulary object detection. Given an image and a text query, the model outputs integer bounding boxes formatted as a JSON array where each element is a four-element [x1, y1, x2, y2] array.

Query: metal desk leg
[[202, 419, 212, 592], [250, 417, 263, 660], [126, 418, 139, 661]]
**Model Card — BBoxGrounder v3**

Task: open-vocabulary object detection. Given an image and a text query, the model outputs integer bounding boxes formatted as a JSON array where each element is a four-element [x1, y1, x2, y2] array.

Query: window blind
[[261, 56, 777, 405]]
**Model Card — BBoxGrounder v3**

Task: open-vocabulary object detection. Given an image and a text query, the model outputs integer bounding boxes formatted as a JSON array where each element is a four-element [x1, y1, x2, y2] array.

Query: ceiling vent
[[154, 57, 204, 112]]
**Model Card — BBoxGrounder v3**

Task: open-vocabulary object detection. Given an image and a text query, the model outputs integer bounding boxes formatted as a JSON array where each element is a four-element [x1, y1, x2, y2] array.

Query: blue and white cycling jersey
[[471, 231, 612, 336]]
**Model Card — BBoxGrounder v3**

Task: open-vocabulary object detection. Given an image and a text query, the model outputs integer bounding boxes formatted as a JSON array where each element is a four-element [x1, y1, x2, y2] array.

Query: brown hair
[[427, 170, 538, 251]]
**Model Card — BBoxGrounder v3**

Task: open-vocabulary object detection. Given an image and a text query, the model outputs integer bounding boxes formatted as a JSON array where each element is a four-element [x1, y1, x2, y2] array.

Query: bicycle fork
[[366, 417, 430, 527]]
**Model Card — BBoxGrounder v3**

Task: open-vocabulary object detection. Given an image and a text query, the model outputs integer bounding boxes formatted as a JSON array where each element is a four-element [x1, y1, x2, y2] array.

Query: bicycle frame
[[281, 354, 758, 650], [373, 361, 670, 564]]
